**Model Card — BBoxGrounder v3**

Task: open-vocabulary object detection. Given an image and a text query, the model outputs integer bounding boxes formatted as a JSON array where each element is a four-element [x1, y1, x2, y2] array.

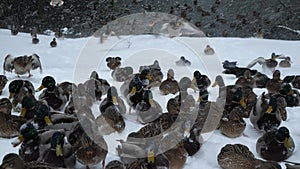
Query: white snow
[[0, 28, 300, 168]]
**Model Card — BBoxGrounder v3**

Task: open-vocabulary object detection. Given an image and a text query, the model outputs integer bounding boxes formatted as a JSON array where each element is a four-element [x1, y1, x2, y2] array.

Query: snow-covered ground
[[0, 29, 299, 168]]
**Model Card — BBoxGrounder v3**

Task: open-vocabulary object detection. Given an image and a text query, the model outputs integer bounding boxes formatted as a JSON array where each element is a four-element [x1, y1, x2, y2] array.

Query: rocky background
[[0, 0, 299, 40]]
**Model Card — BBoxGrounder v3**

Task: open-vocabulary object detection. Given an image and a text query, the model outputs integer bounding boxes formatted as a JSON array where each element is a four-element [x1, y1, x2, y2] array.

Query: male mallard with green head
[[159, 69, 179, 95], [191, 70, 211, 92], [100, 86, 126, 115], [139, 60, 163, 87], [3, 54, 42, 77], [256, 126, 295, 162], [218, 144, 281, 169]]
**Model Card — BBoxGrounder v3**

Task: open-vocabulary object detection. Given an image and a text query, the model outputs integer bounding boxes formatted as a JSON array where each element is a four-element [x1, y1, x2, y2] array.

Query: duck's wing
[[3, 54, 14, 74], [31, 53, 42, 73], [247, 57, 266, 68]]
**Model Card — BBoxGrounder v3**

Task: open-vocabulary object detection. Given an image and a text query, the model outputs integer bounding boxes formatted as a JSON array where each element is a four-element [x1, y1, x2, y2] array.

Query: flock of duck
[[1, 34, 300, 169]]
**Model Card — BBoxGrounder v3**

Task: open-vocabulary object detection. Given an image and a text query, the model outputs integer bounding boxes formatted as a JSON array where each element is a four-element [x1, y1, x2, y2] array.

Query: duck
[[235, 70, 256, 89], [222, 60, 237, 69], [256, 126, 295, 161], [32, 34, 39, 44], [0, 102, 26, 138], [0, 153, 64, 169], [218, 105, 247, 138], [0, 75, 8, 95], [32, 104, 53, 129], [161, 141, 188, 169], [218, 144, 281, 169], [291, 75, 300, 89], [247, 53, 281, 73], [139, 60, 163, 87], [106, 56, 122, 70], [279, 81, 300, 107], [36, 76, 67, 111], [41, 131, 67, 168], [253, 72, 270, 88], [223, 66, 258, 78], [0, 98, 12, 115], [111, 66, 134, 82], [50, 38, 57, 47], [250, 93, 286, 132], [54, 30, 65, 39], [176, 77, 196, 112], [105, 160, 124, 169], [21, 96, 47, 120], [10, 25, 19, 35], [159, 69, 179, 95], [57, 81, 76, 101], [176, 56, 191, 66], [191, 70, 211, 92], [100, 86, 126, 114], [3, 53, 42, 77], [279, 56, 292, 68], [204, 45, 215, 55], [135, 90, 162, 124], [8, 79, 35, 112], [74, 134, 108, 169], [166, 98, 180, 115], [84, 71, 110, 101], [11, 123, 40, 162], [266, 70, 282, 94]]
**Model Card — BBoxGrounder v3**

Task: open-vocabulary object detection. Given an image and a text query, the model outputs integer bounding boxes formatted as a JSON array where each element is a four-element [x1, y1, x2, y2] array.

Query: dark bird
[[223, 66, 257, 78], [222, 60, 237, 69], [106, 56, 122, 70], [247, 53, 282, 72], [32, 34, 39, 44], [3, 54, 42, 77], [50, 38, 57, 47], [0, 75, 8, 95]]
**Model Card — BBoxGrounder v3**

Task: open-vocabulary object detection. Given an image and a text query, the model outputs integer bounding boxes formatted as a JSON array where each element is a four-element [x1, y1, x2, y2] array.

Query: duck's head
[[0, 75, 8, 84], [279, 82, 292, 95], [271, 53, 278, 60], [275, 127, 293, 149], [130, 79, 143, 95], [243, 70, 252, 80], [180, 56, 185, 61], [8, 80, 24, 98], [36, 76, 56, 91], [0, 153, 25, 169], [19, 123, 38, 142], [272, 70, 281, 80], [266, 97, 278, 114], [143, 90, 155, 106], [0, 98, 12, 115], [20, 96, 35, 117], [232, 88, 247, 109], [167, 69, 175, 79], [193, 70, 201, 80], [51, 131, 65, 157], [35, 104, 52, 126], [212, 75, 225, 87], [179, 77, 192, 91], [124, 66, 133, 75], [107, 86, 119, 105], [90, 71, 99, 80], [140, 69, 152, 81]]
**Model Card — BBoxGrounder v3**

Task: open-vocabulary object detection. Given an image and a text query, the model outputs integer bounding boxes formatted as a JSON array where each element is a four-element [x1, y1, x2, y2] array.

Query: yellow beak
[[130, 87, 136, 95], [149, 99, 155, 106], [266, 106, 273, 114], [284, 137, 293, 149], [147, 73, 152, 81], [56, 144, 63, 157], [197, 97, 203, 103], [44, 116, 53, 126], [36, 84, 44, 92], [288, 90, 294, 95], [18, 135, 24, 142], [20, 108, 26, 117], [240, 98, 247, 109], [212, 81, 218, 87], [112, 96, 118, 105], [9, 92, 14, 99], [147, 150, 155, 163]]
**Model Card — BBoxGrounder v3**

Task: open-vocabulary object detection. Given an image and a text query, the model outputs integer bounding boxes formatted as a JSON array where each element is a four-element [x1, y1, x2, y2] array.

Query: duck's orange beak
[[56, 144, 63, 157], [36, 84, 44, 92], [284, 137, 293, 149], [266, 106, 273, 114], [212, 81, 218, 87], [130, 87, 136, 95], [20, 107, 26, 117], [9, 92, 14, 99], [112, 96, 118, 105], [240, 98, 247, 109], [147, 73, 152, 81], [147, 150, 155, 163], [44, 116, 53, 126]]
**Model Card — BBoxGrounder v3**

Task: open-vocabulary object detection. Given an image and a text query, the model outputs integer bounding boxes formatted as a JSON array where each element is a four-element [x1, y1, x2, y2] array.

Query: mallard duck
[[84, 71, 110, 100], [279, 56, 292, 68], [3, 54, 42, 77], [111, 66, 134, 82], [32, 104, 53, 129], [41, 131, 67, 168], [235, 70, 256, 89], [204, 45, 215, 55], [161, 141, 188, 169], [105, 160, 124, 169], [159, 69, 179, 95], [191, 70, 211, 92], [250, 93, 286, 132], [176, 77, 196, 112], [0, 153, 64, 169], [247, 53, 281, 72], [50, 38, 57, 47], [253, 72, 270, 88], [57, 81, 76, 101], [36, 76, 67, 111], [218, 144, 281, 169], [106, 56, 122, 70], [266, 70, 282, 94], [176, 56, 191, 66], [0, 75, 8, 95], [135, 90, 162, 124], [100, 86, 126, 114], [279, 81, 300, 107], [21, 96, 45, 120], [139, 60, 163, 87], [9, 79, 35, 112], [218, 106, 247, 138], [11, 123, 40, 162], [223, 66, 258, 78], [74, 134, 108, 169], [0, 104, 26, 138], [222, 60, 237, 69], [166, 98, 180, 115], [32, 34, 39, 44], [256, 126, 295, 161], [0, 98, 12, 115], [10, 24, 19, 35]]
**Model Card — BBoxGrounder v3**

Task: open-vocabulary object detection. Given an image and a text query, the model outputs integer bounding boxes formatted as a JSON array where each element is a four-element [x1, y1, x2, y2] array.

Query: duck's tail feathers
[[246, 57, 265, 68], [31, 53, 42, 73], [3, 54, 14, 74]]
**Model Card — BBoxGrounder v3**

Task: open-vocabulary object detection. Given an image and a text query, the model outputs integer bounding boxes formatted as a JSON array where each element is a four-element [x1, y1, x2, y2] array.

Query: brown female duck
[[159, 69, 179, 95]]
